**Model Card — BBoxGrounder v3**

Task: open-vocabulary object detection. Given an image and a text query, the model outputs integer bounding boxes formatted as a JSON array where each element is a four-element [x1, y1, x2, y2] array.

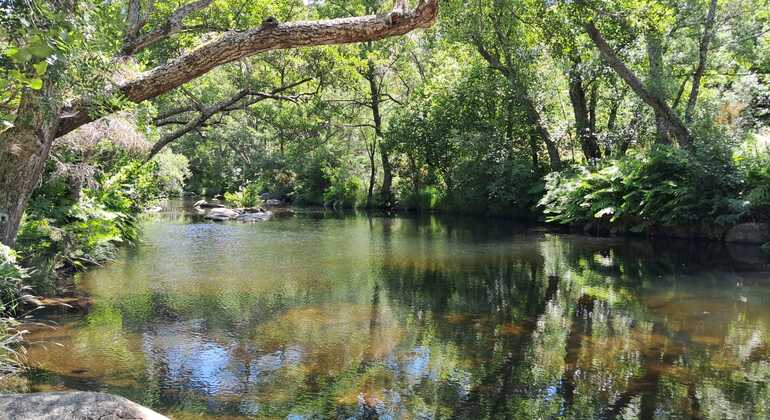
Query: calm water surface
[[23, 200, 770, 419]]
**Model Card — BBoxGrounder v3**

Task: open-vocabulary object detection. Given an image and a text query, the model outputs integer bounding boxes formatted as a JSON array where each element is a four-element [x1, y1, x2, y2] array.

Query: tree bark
[[56, 0, 439, 138], [365, 59, 393, 208], [568, 58, 601, 161], [584, 21, 692, 149], [645, 30, 672, 145], [685, 0, 718, 124], [0, 85, 61, 247], [523, 97, 562, 171]]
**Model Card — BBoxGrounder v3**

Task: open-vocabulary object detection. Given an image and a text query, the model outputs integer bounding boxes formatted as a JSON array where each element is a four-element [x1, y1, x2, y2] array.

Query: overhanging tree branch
[[57, 0, 439, 138]]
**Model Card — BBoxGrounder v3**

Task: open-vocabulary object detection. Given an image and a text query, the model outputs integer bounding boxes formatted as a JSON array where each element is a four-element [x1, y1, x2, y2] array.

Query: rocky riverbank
[[0, 392, 168, 420]]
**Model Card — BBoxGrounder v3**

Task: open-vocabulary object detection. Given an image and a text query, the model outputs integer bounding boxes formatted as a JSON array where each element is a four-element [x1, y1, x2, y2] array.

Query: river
[[22, 199, 770, 419]]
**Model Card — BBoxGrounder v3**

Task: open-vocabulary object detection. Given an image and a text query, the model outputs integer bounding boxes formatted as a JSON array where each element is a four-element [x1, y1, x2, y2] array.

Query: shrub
[[400, 187, 442, 212], [0, 246, 28, 378], [539, 145, 744, 230], [735, 141, 770, 220], [0, 245, 28, 315], [224, 181, 264, 207], [323, 167, 362, 209]]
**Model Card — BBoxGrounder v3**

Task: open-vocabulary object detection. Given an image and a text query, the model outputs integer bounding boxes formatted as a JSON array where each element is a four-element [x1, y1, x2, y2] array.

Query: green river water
[[22, 199, 770, 419]]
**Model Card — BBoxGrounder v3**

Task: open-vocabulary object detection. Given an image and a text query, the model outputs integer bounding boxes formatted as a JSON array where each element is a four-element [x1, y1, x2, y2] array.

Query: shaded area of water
[[23, 200, 770, 419]]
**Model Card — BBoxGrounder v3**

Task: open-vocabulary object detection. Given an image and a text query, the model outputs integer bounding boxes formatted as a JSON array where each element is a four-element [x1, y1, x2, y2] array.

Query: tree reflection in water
[[24, 210, 770, 419]]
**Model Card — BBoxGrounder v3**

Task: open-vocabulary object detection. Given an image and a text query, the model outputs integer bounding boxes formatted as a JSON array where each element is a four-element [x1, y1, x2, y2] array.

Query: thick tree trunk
[[584, 22, 692, 149], [0, 86, 61, 247], [685, 0, 718, 124], [568, 59, 601, 161]]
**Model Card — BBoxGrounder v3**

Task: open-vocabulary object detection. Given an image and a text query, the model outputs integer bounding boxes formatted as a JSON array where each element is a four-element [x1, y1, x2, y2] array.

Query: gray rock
[[193, 199, 225, 209], [204, 207, 239, 221], [264, 199, 284, 207], [236, 211, 272, 223], [724, 223, 770, 244], [0, 391, 169, 420]]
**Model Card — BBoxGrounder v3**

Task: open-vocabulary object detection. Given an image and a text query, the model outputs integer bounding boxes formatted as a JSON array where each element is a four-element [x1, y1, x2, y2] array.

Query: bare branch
[[121, 0, 215, 56], [147, 78, 312, 159]]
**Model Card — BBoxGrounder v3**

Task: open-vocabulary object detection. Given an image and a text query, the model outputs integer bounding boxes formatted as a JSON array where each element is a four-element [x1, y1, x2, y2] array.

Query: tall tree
[[0, 0, 438, 246]]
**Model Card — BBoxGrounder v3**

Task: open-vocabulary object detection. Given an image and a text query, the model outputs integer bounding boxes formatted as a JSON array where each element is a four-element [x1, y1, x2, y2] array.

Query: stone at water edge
[[0, 391, 169, 420], [193, 199, 226, 209], [264, 199, 284, 207]]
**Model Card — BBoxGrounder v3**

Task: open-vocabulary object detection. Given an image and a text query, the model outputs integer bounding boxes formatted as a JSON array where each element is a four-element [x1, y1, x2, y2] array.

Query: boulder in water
[[204, 207, 239, 221], [0, 391, 169, 420]]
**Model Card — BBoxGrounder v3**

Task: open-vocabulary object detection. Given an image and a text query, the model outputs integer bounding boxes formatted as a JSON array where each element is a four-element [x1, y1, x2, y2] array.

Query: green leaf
[[33, 61, 48, 76], [28, 78, 43, 90], [28, 39, 53, 58]]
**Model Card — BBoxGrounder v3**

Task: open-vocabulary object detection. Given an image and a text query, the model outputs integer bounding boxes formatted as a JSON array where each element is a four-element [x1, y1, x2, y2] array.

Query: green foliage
[[400, 187, 441, 212], [736, 141, 770, 220], [15, 151, 190, 294], [152, 151, 192, 197], [540, 145, 746, 230], [0, 245, 28, 315], [322, 166, 363, 209], [224, 182, 264, 208]]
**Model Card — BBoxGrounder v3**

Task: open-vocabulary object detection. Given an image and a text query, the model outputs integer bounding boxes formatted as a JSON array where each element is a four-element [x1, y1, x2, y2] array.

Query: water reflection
[[23, 202, 770, 419]]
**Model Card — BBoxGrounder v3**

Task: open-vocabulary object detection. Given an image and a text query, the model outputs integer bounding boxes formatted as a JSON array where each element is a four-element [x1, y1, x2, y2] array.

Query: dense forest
[[1, 0, 769, 391]]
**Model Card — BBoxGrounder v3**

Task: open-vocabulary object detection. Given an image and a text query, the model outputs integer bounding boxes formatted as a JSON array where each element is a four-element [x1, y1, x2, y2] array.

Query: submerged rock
[[236, 211, 273, 223], [724, 223, 770, 244], [0, 391, 169, 420]]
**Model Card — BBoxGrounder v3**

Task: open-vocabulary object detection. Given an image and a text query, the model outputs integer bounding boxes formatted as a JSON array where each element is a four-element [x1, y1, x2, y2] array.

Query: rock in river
[[204, 207, 239, 221], [193, 199, 225, 209], [236, 211, 272, 222], [0, 391, 169, 420]]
